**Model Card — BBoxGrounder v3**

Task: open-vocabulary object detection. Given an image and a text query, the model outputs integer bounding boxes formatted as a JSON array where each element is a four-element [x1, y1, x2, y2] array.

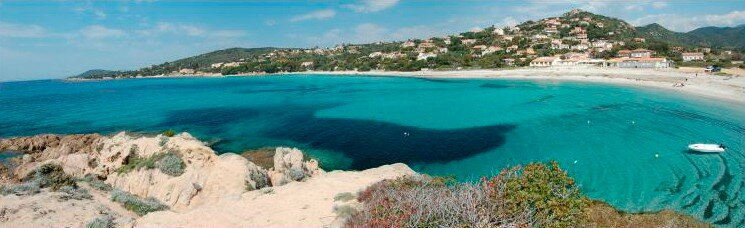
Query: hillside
[[636, 23, 745, 49], [71, 9, 745, 79]]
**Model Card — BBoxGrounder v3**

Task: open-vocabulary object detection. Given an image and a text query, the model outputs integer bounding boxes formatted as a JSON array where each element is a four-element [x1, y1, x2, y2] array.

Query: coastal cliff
[[0, 132, 415, 227]]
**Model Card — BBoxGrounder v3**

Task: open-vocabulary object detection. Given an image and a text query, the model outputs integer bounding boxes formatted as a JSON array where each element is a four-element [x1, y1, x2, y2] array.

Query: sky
[[1, 0, 744, 81]]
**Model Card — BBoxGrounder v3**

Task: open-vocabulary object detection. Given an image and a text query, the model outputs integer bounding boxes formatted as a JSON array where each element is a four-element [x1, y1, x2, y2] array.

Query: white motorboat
[[688, 144, 726, 153]]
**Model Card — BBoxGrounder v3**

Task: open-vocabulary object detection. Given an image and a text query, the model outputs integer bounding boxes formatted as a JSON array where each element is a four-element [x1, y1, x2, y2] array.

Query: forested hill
[[636, 23, 745, 49]]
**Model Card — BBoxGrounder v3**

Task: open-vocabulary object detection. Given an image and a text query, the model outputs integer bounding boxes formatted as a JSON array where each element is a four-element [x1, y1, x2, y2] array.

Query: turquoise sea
[[0, 75, 743, 226]]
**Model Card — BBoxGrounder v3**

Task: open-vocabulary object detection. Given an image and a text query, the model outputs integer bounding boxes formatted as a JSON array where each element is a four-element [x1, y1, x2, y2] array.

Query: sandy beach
[[286, 67, 745, 106]]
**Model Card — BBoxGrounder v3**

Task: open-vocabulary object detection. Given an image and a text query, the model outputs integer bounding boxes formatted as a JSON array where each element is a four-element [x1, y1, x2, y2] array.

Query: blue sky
[[1, 1, 744, 81]]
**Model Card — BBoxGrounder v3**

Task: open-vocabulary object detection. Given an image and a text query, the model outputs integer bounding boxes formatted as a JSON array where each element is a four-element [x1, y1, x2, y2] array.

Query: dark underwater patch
[[263, 114, 516, 170]]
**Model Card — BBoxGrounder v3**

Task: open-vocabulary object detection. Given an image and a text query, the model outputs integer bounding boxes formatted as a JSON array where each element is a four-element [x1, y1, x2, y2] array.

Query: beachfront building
[[530, 56, 559, 67], [606, 57, 671, 68], [682, 52, 705, 62], [618, 49, 654, 58]]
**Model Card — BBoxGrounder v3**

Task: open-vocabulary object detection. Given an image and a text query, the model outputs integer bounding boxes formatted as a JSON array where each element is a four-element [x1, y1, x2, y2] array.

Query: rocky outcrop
[[0, 132, 415, 227], [0, 132, 323, 211]]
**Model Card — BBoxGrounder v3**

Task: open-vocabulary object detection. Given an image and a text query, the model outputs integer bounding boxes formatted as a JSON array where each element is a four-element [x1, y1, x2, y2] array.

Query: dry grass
[[583, 201, 710, 228], [241, 147, 276, 169]]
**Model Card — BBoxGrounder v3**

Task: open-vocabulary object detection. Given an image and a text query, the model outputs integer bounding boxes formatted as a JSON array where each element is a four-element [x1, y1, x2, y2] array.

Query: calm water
[[1, 75, 743, 226]]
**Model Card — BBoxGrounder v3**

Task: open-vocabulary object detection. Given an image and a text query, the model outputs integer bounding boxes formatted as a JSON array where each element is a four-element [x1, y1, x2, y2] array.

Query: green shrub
[[156, 153, 185, 176], [116, 152, 168, 174], [84, 215, 114, 228], [81, 175, 113, 191], [24, 163, 76, 191], [0, 181, 41, 196], [493, 161, 589, 227], [59, 185, 92, 200], [162, 129, 176, 137], [110, 189, 168, 216], [348, 161, 589, 227], [333, 192, 355, 202]]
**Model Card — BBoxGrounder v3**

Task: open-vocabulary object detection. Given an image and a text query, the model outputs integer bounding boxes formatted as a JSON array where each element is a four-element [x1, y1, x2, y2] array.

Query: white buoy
[[655, 154, 659, 158], [573, 160, 578, 164], [587, 120, 591, 124], [403, 132, 410, 136], [632, 120, 636, 124]]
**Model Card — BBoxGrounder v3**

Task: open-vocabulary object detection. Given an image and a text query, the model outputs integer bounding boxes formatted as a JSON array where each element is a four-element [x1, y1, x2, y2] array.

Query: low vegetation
[[110, 189, 169, 216], [156, 153, 185, 176], [346, 161, 706, 227], [162, 129, 176, 137], [80, 174, 113, 191], [116, 151, 185, 176], [84, 215, 115, 228], [1, 164, 92, 200]]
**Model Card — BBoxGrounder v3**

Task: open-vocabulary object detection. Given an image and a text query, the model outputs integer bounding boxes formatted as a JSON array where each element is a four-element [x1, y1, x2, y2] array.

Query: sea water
[[0, 75, 743, 226]]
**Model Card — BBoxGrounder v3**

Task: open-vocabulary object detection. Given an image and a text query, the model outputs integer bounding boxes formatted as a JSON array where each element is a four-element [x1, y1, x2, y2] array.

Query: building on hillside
[[681, 53, 705, 62], [418, 42, 436, 49], [179, 68, 196, 74], [530, 56, 559, 67], [618, 49, 654, 58], [472, 45, 487, 51], [606, 57, 671, 68], [300, 61, 314, 68], [544, 26, 559, 34], [222, 62, 242, 67], [493, 28, 505, 35], [461, 39, 477, 45], [382, 52, 406, 59], [402, 40, 416, 48], [633, 37, 646, 42], [417, 52, 438, 60], [482, 46, 503, 55]]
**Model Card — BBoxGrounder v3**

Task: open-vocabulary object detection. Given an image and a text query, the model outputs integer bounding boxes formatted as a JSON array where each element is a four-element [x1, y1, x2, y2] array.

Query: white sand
[[285, 67, 745, 106]]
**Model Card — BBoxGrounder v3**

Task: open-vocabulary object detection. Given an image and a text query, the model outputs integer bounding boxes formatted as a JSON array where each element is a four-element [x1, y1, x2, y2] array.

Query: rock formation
[[0, 132, 415, 227]]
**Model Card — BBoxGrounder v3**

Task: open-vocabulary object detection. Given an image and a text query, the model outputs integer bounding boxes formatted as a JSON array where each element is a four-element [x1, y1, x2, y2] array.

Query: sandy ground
[[285, 67, 745, 106]]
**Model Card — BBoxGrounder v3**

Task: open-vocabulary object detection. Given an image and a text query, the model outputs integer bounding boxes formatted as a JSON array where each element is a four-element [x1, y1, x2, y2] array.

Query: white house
[[530, 56, 559, 67], [493, 28, 505, 35], [681, 53, 704, 62], [417, 52, 438, 60], [461, 39, 477, 45], [607, 57, 671, 68]]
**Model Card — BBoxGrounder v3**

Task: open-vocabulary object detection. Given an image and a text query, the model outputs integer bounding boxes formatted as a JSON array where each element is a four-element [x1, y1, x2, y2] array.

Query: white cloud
[[343, 0, 400, 13], [80, 25, 125, 39], [632, 10, 745, 32], [135, 22, 246, 38], [210, 30, 248, 38], [0, 21, 47, 38], [93, 9, 107, 19], [290, 9, 336, 22], [264, 19, 277, 26], [501, 17, 518, 27], [651, 2, 668, 9], [353, 23, 388, 43]]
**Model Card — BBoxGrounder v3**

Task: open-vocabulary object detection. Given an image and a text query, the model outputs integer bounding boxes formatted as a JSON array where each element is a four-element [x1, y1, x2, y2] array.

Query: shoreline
[[284, 68, 745, 106], [62, 67, 745, 106]]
